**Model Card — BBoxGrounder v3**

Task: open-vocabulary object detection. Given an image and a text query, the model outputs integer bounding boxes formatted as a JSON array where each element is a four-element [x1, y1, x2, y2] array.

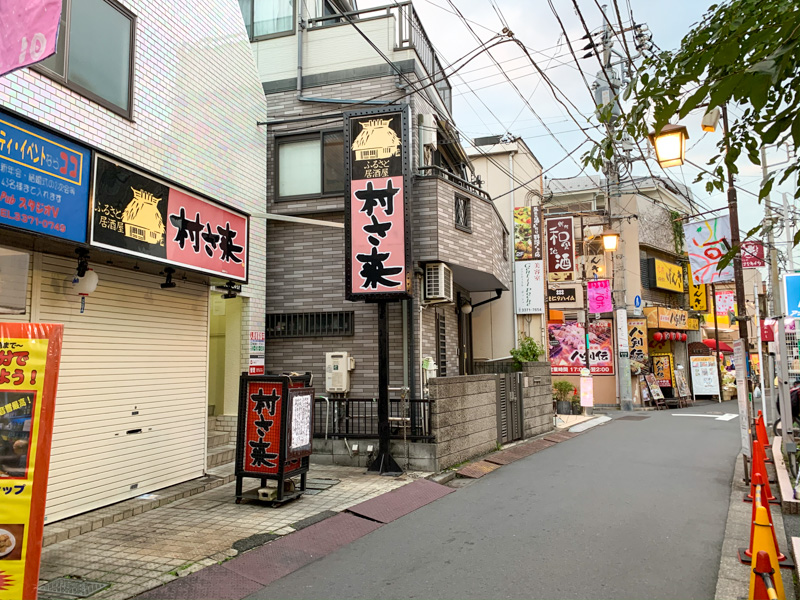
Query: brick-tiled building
[[0, 0, 266, 521], [245, 0, 510, 399]]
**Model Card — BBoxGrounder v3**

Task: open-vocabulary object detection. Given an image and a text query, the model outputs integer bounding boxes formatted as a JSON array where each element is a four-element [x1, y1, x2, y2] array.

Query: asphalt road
[[248, 402, 741, 600]]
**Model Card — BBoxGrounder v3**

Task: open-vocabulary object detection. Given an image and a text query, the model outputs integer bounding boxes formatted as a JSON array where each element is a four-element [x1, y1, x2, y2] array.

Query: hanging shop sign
[[344, 106, 411, 301], [627, 318, 648, 363], [0, 109, 91, 243], [0, 322, 63, 600], [687, 264, 707, 312], [547, 287, 577, 303], [514, 260, 545, 314], [687, 318, 700, 331], [0, 0, 62, 77], [643, 307, 688, 330], [513, 206, 542, 260], [546, 216, 575, 282], [651, 353, 674, 387], [741, 241, 765, 268], [581, 248, 608, 279], [547, 320, 614, 375], [689, 355, 720, 395], [647, 258, 684, 292], [684, 216, 735, 284], [90, 156, 249, 282], [587, 279, 612, 313]]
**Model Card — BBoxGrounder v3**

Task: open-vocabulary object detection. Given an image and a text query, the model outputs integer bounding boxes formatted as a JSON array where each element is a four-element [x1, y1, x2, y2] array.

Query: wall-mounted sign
[[548, 287, 577, 303], [0, 110, 91, 243], [0, 322, 63, 600], [651, 353, 674, 387], [90, 156, 249, 282], [643, 307, 688, 330], [684, 216, 735, 284], [344, 106, 410, 301], [548, 320, 614, 375], [627, 318, 648, 363], [513, 206, 542, 260], [687, 264, 707, 311], [741, 241, 765, 268], [249, 331, 265, 376], [687, 317, 700, 331], [546, 216, 575, 282], [587, 279, 612, 313], [514, 260, 545, 314], [648, 258, 684, 292]]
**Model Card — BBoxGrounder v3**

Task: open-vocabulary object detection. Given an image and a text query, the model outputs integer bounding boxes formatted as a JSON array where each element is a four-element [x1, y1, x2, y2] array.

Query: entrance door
[[208, 293, 242, 419]]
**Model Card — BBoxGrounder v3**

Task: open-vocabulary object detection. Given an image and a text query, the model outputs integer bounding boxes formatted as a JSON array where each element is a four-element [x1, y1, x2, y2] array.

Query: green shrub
[[552, 380, 575, 402], [510, 336, 543, 368]]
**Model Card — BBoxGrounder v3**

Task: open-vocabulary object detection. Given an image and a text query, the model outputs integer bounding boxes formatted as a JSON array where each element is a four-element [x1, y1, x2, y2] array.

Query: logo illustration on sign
[[684, 216, 735, 284]]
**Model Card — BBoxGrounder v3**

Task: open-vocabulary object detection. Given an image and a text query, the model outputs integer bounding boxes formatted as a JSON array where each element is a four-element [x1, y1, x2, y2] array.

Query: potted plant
[[571, 392, 582, 415], [553, 380, 575, 415]]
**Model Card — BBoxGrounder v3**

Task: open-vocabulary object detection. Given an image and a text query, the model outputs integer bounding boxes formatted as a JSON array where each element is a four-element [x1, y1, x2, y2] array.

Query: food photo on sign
[[547, 321, 614, 375]]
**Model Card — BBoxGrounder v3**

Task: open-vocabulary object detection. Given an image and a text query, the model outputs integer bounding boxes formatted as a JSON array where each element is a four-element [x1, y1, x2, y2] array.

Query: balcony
[[414, 166, 511, 292]]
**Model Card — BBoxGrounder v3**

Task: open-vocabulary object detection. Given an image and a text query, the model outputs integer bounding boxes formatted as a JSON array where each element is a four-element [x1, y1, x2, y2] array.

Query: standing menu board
[[689, 356, 720, 396]]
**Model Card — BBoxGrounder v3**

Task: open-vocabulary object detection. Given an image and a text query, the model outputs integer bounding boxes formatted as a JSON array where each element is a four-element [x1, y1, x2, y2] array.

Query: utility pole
[[762, 147, 782, 315]]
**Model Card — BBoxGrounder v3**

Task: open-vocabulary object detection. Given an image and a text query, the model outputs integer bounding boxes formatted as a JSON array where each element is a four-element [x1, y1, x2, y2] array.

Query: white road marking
[[671, 413, 738, 421]]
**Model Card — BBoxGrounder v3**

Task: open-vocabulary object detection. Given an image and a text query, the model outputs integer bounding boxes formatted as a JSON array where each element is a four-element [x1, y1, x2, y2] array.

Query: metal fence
[[314, 397, 434, 442], [472, 360, 521, 375]]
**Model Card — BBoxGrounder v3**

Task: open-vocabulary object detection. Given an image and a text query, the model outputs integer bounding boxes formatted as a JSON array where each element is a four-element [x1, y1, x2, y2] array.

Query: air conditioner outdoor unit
[[425, 262, 453, 304]]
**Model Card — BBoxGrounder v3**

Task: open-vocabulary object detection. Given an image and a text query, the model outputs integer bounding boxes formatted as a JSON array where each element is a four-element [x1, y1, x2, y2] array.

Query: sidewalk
[[37, 464, 429, 600]]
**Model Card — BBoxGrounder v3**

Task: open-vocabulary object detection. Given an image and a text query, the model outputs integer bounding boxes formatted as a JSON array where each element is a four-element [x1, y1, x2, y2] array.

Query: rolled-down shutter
[[36, 254, 209, 523]]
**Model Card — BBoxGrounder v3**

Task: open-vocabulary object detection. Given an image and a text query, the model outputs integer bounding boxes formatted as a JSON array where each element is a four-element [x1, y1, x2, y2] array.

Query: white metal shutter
[[36, 254, 209, 523]]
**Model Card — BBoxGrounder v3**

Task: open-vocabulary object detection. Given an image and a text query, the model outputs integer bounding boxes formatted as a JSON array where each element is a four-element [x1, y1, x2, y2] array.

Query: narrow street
[[249, 404, 740, 600]]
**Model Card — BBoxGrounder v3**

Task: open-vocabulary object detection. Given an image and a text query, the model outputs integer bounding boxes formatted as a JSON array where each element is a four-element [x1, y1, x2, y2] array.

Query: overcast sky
[[358, 0, 798, 268]]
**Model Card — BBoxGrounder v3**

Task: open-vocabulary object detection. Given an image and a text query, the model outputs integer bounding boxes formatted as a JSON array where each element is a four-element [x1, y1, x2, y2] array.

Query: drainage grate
[[39, 578, 109, 599], [616, 416, 649, 421]]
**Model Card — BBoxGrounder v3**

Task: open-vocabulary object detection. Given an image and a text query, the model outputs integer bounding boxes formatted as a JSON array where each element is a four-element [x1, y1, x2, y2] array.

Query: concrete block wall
[[429, 374, 498, 469], [311, 438, 437, 472], [522, 362, 555, 438]]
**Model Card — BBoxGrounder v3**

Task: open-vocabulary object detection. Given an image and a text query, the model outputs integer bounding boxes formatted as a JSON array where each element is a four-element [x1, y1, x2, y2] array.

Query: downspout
[[509, 151, 519, 347]]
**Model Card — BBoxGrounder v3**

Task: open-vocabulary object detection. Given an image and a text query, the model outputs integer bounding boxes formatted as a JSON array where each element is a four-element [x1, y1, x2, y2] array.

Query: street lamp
[[601, 229, 619, 252], [649, 124, 690, 168]]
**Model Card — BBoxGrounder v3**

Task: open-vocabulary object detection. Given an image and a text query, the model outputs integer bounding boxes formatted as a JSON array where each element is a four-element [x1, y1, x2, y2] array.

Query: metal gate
[[496, 373, 524, 444]]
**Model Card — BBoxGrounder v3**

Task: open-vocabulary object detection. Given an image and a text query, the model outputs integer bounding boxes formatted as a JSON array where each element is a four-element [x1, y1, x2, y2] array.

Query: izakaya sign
[[0, 322, 63, 600], [344, 106, 411, 301], [546, 216, 575, 282], [90, 156, 249, 282]]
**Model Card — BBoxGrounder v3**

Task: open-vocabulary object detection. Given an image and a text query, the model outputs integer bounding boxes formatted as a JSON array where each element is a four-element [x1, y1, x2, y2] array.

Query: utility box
[[326, 352, 355, 393]]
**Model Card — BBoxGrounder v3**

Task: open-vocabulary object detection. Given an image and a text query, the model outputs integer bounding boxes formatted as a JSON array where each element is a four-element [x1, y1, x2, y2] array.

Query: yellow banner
[[654, 259, 685, 292], [627, 318, 648, 363], [0, 323, 63, 600], [687, 265, 707, 311]]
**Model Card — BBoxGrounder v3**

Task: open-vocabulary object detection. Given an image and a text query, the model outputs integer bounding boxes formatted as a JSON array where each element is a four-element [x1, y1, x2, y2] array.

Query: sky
[[358, 0, 799, 271]]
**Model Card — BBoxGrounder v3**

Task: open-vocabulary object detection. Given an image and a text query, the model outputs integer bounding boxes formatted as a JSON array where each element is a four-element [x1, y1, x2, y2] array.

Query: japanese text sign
[[643, 307, 688, 330], [587, 279, 612, 313], [513, 206, 542, 260], [0, 0, 61, 77], [741, 241, 765, 268], [242, 380, 283, 475], [651, 353, 674, 387], [0, 322, 63, 600], [687, 264, 707, 312], [546, 216, 575, 282], [548, 320, 614, 375], [344, 107, 410, 301], [0, 109, 91, 243], [90, 156, 248, 282], [548, 287, 577, 303], [690, 355, 720, 396], [684, 217, 735, 284], [514, 260, 545, 314], [287, 388, 314, 459], [649, 258, 684, 292], [627, 318, 648, 363]]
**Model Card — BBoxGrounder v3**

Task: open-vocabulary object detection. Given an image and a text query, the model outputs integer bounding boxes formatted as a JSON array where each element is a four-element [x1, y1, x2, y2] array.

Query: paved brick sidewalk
[[37, 465, 428, 600]]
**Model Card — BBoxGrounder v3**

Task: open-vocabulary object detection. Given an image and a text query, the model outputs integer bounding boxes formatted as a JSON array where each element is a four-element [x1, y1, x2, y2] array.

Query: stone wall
[[522, 362, 555, 439], [429, 374, 498, 470]]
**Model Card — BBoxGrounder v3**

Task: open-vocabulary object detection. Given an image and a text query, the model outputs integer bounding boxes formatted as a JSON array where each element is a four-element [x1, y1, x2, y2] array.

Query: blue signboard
[[785, 273, 800, 318], [0, 110, 91, 242]]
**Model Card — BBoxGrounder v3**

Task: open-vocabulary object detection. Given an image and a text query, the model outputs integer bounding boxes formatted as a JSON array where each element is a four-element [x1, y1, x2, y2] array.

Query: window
[[266, 312, 354, 338], [277, 131, 344, 199], [36, 0, 135, 119], [239, 0, 295, 40], [455, 195, 471, 232]]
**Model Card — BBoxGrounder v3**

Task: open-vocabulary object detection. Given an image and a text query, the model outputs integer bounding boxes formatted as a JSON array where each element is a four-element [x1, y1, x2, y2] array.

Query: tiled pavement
[[38, 465, 429, 600]]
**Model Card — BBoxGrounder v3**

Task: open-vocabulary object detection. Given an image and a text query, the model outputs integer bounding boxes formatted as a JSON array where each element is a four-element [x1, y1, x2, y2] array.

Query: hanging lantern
[[681, 333, 688, 342], [653, 332, 663, 341], [72, 269, 99, 313]]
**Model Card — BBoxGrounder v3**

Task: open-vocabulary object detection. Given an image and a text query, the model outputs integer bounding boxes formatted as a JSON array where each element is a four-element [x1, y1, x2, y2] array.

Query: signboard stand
[[234, 374, 314, 506]]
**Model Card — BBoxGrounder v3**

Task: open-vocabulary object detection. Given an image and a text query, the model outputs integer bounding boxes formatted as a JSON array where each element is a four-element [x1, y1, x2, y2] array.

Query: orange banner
[[0, 323, 63, 600]]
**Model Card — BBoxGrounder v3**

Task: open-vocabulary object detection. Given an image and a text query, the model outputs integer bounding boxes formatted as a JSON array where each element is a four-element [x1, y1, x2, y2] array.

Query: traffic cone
[[748, 503, 785, 600], [746, 440, 777, 503], [751, 550, 783, 600], [744, 473, 786, 562], [756, 412, 772, 461]]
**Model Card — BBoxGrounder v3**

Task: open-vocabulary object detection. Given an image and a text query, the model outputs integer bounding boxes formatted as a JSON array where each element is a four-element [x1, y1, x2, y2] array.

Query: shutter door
[[36, 254, 209, 523]]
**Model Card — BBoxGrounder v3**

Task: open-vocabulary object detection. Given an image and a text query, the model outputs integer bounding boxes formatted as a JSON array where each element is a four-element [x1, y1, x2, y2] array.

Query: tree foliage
[[585, 0, 800, 244]]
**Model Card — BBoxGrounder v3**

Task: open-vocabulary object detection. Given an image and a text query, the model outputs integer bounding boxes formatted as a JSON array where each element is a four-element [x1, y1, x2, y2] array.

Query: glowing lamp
[[649, 123, 689, 168]]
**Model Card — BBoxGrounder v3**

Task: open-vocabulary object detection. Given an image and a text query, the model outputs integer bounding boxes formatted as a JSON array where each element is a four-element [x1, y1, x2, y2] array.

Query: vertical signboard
[[687, 265, 708, 312], [344, 106, 411, 301], [733, 340, 751, 458], [684, 216, 735, 284], [651, 354, 674, 387], [513, 206, 542, 261], [546, 216, 575, 282], [627, 318, 648, 363], [0, 110, 91, 243], [0, 323, 63, 600], [248, 331, 265, 376], [514, 260, 544, 314]]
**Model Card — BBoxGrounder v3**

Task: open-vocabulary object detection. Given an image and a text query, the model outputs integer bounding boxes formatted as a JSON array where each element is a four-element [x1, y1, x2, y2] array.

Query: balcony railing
[[307, 1, 452, 113], [417, 165, 491, 201]]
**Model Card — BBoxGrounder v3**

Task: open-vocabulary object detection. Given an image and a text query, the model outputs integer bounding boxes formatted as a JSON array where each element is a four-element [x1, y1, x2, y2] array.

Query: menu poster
[[689, 356, 720, 396], [644, 373, 665, 400], [675, 370, 690, 397]]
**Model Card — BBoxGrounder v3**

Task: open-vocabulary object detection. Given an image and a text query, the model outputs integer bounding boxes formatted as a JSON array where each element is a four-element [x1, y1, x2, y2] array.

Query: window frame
[[32, 0, 136, 120], [275, 129, 344, 201], [454, 194, 471, 233], [266, 311, 355, 338], [242, 0, 297, 42]]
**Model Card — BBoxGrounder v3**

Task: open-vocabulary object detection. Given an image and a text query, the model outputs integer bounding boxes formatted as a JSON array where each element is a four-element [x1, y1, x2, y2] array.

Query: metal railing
[[417, 165, 492, 201], [313, 397, 434, 442], [472, 360, 521, 375], [307, 2, 452, 113]]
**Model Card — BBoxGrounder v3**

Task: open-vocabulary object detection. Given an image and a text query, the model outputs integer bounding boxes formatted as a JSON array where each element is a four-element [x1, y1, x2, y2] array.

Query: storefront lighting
[[601, 229, 619, 252], [648, 124, 689, 168], [161, 267, 176, 289]]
